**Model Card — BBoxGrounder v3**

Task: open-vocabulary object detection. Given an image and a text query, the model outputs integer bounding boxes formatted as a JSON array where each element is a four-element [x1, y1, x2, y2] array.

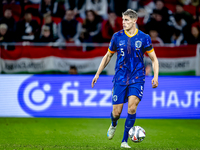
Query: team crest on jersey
[[135, 40, 142, 49]]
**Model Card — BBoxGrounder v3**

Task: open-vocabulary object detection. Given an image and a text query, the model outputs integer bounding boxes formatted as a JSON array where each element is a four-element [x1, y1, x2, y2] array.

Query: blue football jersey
[[108, 29, 154, 85]]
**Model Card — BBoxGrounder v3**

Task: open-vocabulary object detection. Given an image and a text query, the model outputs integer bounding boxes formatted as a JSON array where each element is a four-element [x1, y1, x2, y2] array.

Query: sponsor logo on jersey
[[119, 40, 125, 46]]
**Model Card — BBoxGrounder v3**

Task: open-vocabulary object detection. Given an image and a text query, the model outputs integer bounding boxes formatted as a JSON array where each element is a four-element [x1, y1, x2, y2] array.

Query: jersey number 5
[[120, 48, 124, 56]]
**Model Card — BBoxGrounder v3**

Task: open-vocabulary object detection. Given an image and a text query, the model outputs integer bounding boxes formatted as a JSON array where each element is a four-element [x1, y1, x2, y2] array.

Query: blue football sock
[[111, 112, 120, 127], [122, 113, 136, 142]]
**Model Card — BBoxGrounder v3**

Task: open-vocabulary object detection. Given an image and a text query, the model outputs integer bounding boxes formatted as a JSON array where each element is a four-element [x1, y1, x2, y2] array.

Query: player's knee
[[113, 109, 121, 117], [128, 105, 137, 114]]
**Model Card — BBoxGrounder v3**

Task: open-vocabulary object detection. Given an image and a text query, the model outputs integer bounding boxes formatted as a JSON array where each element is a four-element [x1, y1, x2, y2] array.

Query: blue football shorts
[[112, 82, 144, 105]]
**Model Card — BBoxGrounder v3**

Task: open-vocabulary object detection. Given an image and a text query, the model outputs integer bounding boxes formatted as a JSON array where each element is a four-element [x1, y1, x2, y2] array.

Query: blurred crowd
[[0, 0, 200, 46]]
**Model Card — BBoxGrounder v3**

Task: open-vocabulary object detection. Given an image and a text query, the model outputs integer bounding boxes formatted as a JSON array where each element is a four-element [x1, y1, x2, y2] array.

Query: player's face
[[122, 15, 136, 31]]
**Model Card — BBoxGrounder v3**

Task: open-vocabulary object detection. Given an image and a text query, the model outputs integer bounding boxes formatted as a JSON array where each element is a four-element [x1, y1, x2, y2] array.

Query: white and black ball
[[129, 126, 146, 143]]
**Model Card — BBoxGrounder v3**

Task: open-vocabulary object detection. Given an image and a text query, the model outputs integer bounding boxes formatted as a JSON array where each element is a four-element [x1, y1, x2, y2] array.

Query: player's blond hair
[[122, 9, 138, 19]]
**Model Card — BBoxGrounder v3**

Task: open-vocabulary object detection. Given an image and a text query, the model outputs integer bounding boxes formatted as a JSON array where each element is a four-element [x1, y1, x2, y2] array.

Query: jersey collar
[[124, 28, 138, 38]]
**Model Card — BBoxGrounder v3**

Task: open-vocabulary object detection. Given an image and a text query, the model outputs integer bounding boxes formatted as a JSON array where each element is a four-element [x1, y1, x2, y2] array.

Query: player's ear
[[133, 18, 137, 23]]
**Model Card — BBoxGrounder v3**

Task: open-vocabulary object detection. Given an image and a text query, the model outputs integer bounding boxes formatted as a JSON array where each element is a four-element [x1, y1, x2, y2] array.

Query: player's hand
[[151, 77, 158, 88], [91, 75, 99, 88]]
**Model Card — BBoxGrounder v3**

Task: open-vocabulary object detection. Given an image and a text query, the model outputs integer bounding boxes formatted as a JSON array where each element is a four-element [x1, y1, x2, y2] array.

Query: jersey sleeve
[[144, 34, 154, 54], [108, 34, 117, 54]]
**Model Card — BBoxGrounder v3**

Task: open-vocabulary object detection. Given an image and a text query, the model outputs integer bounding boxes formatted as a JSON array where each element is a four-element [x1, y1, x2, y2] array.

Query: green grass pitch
[[0, 118, 200, 150]]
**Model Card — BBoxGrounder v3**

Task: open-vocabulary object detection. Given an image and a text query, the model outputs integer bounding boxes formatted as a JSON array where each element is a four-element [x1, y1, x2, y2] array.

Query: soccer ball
[[129, 126, 146, 143]]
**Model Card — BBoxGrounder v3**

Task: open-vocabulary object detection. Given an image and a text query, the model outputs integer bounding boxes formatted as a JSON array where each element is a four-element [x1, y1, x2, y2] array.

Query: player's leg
[[107, 83, 127, 140], [121, 96, 140, 148], [122, 96, 140, 142], [107, 103, 123, 140], [111, 103, 123, 126], [121, 83, 143, 145]]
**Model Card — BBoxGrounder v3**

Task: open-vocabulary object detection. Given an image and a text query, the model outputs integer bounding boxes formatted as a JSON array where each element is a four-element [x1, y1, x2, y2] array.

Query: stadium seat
[[42, 17, 61, 25], [24, 4, 40, 11], [183, 5, 197, 16], [52, 17, 62, 24], [32, 16, 41, 25], [165, 3, 176, 12], [24, 4, 40, 17], [75, 17, 83, 24]]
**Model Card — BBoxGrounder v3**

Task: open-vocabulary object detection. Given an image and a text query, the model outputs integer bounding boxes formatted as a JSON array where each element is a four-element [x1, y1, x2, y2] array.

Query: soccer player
[[91, 9, 159, 148]]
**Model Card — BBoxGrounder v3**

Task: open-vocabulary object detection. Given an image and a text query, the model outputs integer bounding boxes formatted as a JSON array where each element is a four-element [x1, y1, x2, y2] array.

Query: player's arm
[[147, 51, 159, 88], [91, 51, 114, 88]]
